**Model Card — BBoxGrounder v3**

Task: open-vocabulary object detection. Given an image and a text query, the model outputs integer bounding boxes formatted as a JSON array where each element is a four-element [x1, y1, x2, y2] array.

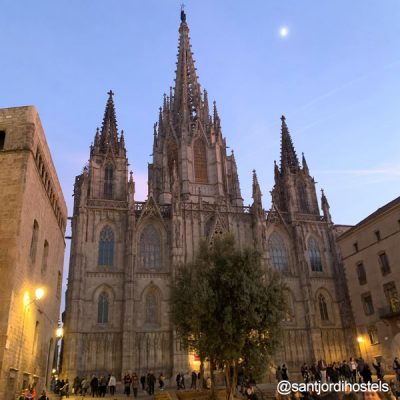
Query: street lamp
[[35, 287, 45, 301]]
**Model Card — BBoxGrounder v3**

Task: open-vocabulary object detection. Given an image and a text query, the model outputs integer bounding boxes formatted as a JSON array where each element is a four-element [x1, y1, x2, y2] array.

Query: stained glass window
[[268, 232, 289, 271], [98, 226, 114, 267], [98, 292, 109, 324], [139, 225, 161, 270], [319, 294, 329, 321], [308, 237, 323, 272], [194, 138, 208, 183], [145, 291, 159, 325], [104, 164, 113, 199]]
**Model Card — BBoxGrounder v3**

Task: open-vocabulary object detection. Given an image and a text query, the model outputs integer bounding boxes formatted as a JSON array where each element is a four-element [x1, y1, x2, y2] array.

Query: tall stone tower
[[62, 9, 355, 381]]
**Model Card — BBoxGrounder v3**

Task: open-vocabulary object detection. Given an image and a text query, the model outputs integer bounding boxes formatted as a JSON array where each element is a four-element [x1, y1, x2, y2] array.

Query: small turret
[[321, 189, 332, 224]]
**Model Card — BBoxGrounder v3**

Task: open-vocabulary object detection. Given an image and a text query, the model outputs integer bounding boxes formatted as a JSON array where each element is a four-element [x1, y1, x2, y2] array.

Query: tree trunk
[[225, 360, 234, 400], [209, 359, 217, 400], [200, 358, 205, 391]]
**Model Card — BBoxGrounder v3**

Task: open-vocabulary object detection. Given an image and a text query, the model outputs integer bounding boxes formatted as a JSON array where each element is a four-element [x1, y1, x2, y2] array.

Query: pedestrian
[[90, 375, 98, 397], [124, 373, 132, 396], [98, 376, 107, 397], [140, 375, 146, 391], [191, 371, 197, 389], [159, 372, 166, 390], [349, 358, 358, 383], [281, 364, 289, 381], [361, 364, 372, 383], [148, 372, 156, 395], [132, 373, 139, 398], [180, 372, 185, 389], [108, 374, 117, 395], [176, 373, 181, 390], [372, 360, 384, 381], [73, 376, 81, 395], [318, 359, 327, 383], [301, 363, 309, 383], [81, 378, 89, 396], [38, 391, 49, 400]]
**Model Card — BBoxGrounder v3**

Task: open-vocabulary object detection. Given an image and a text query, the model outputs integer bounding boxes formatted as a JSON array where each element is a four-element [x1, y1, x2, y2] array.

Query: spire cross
[[180, 3, 186, 22], [281, 115, 286, 122], [107, 90, 114, 97]]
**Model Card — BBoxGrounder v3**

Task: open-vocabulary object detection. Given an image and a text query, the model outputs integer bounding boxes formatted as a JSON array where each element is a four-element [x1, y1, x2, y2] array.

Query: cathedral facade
[[62, 10, 355, 380]]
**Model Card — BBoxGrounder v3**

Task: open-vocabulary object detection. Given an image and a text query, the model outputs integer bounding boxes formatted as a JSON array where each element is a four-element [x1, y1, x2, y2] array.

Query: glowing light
[[35, 287, 45, 300], [52, 369, 56, 374], [23, 292, 31, 307], [357, 336, 363, 343], [279, 26, 289, 38], [56, 327, 64, 338]]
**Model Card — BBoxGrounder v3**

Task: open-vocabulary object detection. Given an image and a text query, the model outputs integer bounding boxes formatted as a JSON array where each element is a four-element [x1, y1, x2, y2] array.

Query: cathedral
[[62, 9, 355, 380]]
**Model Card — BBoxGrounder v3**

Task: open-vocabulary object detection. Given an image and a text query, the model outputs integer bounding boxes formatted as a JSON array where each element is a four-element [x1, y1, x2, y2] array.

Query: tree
[[170, 234, 288, 400]]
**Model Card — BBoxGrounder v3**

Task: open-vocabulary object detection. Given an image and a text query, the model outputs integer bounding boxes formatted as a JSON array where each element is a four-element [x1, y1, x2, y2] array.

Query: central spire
[[173, 7, 202, 122], [280, 115, 300, 173]]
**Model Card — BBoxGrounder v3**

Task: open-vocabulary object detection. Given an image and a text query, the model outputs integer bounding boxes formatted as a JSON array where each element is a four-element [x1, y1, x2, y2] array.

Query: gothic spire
[[280, 115, 299, 173], [321, 189, 332, 224], [100, 90, 119, 153], [173, 7, 202, 122], [302, 152, 309, 175], [252, 169, 262, 203]]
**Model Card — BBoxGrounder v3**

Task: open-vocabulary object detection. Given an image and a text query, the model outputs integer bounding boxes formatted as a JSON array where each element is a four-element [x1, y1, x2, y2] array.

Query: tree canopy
[[170, 234, 288, 397]]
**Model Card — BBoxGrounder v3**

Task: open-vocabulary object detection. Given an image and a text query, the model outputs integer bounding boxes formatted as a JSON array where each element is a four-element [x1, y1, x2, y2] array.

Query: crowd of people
[[51, 371, 169, 397], [275, 357, 400, 385]]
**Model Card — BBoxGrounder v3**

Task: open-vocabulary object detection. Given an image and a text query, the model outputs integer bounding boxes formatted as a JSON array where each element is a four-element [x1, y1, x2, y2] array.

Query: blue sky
[[1, 1, 400, 308]]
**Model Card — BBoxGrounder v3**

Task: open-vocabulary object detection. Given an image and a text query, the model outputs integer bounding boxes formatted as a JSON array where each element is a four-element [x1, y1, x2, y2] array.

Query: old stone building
[[337, 197, 400, 369], [62, 10, 355, 380], [0, 106, 67, 398]]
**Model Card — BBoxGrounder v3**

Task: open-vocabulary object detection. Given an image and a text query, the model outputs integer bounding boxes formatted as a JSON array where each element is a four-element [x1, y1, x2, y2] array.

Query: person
[[318, 359, 327, 383], [61, 380, 70, 398], [191, 370, 197, 389], [124, 373, 132, 396], [90, 375, 98, 397], [81, 378, 89, 396], [159, 372, 166, 391], [276, 365, 283, 382], [132, 373, 139, 398], [301, 363, 309, 383], [349, 358, 358, 383], [176, 373, 181, 390], [98, 376, 107, 397], [361, 364, 372, 383], [372, 360, 384, 381], [73, 376, 81, 395], [108, 374, 117, 395], [140, 375, 146, 391], [38, 391, 49, 400], [180, 372, 185, 389], [281, 364, 289, 381], [148, 372, 156, 395]]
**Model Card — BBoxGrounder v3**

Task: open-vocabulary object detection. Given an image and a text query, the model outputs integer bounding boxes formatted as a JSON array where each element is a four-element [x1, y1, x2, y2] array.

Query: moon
[[279, 26, 289, 38]]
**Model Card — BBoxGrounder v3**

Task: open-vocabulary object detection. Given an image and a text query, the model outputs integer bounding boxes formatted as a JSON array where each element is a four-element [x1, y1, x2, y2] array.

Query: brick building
[[0, 106, 67, 398]]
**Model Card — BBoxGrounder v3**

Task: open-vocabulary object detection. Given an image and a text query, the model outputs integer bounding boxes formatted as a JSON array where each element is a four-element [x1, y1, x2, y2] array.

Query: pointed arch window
[[104, 164, 113, 199], [139, 225, 161, 270], [308, 237, 323, 272], [298, 182, 309, 213], [41, 240, 49, 274], [98, 226, 114, 267], [194, 137, 208, 183], [30, 220, 39, 263], [97, 292, 109, 324], [145, 290, 160, 326], [268, 232, 289, 271], [318, 294, 329, 321]]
